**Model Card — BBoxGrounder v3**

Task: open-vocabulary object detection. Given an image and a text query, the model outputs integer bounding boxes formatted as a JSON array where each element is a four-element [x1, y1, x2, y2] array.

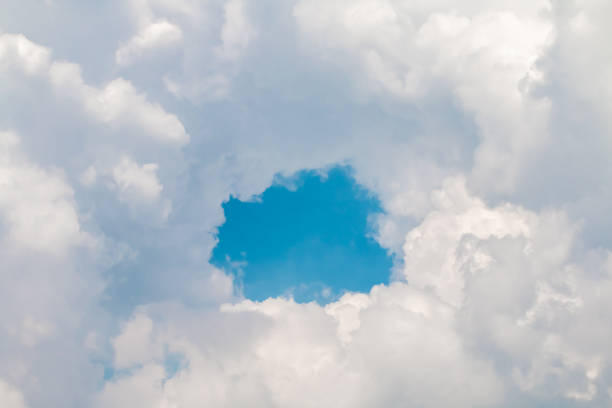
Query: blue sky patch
[[211, 167, 392, 303]]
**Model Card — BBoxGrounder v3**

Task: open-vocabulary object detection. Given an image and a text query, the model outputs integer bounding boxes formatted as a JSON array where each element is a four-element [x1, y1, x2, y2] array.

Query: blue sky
[[3, 1, 612, 407], [212, 167, 392, 302]]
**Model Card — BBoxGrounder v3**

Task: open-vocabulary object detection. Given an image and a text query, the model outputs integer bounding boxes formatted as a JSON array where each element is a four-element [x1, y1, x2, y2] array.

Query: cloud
[[116, 20, 182, 66], [110, 156, 171, 221], [49, 63, 188, 145], [0, 131, 91, 254], [0, 380, 28, 408], [0, 33, 193, 407], [96, 288, 501, 407], [293, 0, 553, 193], [112, 313, 161, 369], [0, 33, 50, 75], [3, 0, 612, 406], [112, 157, 163, 201], [0, 33, 188, 146], [93, 177, 612, 406], [216, 0, 254, 61], [115, 0, 255, 100], [0, 131, 105, 407]]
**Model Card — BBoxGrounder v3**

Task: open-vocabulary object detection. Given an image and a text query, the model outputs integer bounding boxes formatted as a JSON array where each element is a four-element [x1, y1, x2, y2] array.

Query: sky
[[2, 0, 612, 407], [211, 167, 392, 302]]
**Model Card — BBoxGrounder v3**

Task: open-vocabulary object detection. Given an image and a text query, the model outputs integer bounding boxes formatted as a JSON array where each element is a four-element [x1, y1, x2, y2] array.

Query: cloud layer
[[2, 0, 612, 406]]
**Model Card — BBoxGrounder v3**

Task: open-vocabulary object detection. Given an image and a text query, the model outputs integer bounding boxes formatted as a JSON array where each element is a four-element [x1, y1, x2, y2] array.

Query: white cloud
[[116, 20, 182, 66], [400, 176, 535, 306], [293, 0, 553, 193], [94, 176, 612, 406], [0, 131, 105, 407], [49, 63, 189, 145], [110, 156, 171, 221], [215, 0, 254, 61], [93, 364, 167, 408], [0, 33, 50, 75], [112, 313, 161, 369], [0, 131, 90, 254], [0, 380, 28, 408], [112, 156, 163, 202], [80, 166, 97, 187], [3, 0, 612, 406], [96, 287, 502, 407], [0, 33, 189, 145], [117, 0, 255, 100]]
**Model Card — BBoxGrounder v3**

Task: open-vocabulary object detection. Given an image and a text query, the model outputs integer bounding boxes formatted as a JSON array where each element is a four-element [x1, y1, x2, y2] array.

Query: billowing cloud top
[[2, 0, 612, 407]]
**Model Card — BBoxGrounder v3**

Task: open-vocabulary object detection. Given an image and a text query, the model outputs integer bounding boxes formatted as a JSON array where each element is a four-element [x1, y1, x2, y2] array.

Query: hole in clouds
[[211, 166, 392, 303]]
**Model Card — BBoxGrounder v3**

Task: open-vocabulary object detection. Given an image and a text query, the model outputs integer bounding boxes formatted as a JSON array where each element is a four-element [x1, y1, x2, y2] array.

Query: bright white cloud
[[116, 20, 182, 66], [96, 287, 502, 407], [293, 0, 554, 193], [49, 63, 189, 145], [0, 33, 189, 145], [95, 177, 612, 406], [2, 0, 612, 406], [0, 33, 50, 75], [0, 131, 90, 254], [0, 130, 105, 408]]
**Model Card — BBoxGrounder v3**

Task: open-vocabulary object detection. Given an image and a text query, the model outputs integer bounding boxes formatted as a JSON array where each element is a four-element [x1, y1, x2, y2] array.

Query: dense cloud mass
[[2, 0, 612, 406]]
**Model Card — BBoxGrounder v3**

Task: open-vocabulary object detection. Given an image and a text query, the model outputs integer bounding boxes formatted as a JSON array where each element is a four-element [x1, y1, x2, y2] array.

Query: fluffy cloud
[[2, 0, 612, 406], [0, 130, 104, 407], [0, 131, 90, 253], [0, 33, 188, 146], [0, 380, 28, 408], [0, 33, 50, 74], [118, 0, 255, 100], [95, 179, 612, 406], [293, 0, 554, 193], [116, 20, 182, 66], [49, 63, 188, 145], [95, 288, 501, 407]]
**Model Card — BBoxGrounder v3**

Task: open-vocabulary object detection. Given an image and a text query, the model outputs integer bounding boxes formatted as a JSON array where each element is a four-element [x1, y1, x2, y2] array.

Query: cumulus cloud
[[216, 0, 254, 61], [2, 0, 612, 407], [0, 33, 188, 146], [95, 288, 501, 408], [110, 156, 171, 221], [0, 131, 90, 254], [293, 0, 554, 193], [93, 178, 612, 407], [116, 0, 255, 100], [0, 31, 193, 407], [0, 130, 104, 407], [0, 33, 50, 75], [116, 20, 182, 66], [49, 63, 189, 145], [0, 380, 28, 408], [112, 157, 163, 201]]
